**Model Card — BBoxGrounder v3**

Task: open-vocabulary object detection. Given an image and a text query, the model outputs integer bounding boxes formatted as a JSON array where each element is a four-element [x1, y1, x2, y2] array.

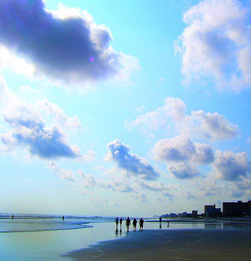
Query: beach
[[1, 216, 251, 260], [67, 228, 251, 260]]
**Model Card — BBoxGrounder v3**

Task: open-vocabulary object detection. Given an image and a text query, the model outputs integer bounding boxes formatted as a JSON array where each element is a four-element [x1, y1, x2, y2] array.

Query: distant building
[[170, 213, 178, 218], [192, 210, 198, 218], [178, 212, 188, 218], [223, 200, 251, 217], [204, 204, 221, 218]]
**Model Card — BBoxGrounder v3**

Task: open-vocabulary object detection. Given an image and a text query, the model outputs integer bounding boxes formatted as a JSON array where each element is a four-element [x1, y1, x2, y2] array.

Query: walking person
[[119, 217, 123, 231], [125, 217, 131, 232], [115, 217, 119, 231], [133, 218, 137, 231], [139, 218, 144, 231]]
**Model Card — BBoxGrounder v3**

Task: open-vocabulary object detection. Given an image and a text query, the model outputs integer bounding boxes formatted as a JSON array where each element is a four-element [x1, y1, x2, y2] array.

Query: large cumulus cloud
[[175, 0, 251, 91], [0, 0, 138, 83], [128, 97, 238, 141], [106, 139, 160, 180]]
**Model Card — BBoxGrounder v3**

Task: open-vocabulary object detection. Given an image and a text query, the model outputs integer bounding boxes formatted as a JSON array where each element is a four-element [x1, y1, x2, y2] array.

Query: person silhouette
[[119, 217, 123, 231], [133, 218, 137, 231], [125, 217, 131, 232], [139, 218, 144, 231], [115, 217, 119, 231]]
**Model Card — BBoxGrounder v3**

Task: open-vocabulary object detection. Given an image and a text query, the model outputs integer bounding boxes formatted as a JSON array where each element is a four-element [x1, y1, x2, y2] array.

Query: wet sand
[[67, 228, 251, 260]]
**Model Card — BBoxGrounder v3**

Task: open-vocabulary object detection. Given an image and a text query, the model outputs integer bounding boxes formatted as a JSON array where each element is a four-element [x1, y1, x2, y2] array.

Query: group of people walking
[[115, 217, 144, 232]]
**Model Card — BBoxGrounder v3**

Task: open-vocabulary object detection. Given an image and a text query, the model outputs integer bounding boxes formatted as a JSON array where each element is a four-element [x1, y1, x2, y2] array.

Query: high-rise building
[[204, 204, 221, 217], [223, 200, 251, 217]]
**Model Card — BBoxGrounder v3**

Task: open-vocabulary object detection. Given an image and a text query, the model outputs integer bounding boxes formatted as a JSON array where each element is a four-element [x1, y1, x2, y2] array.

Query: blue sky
[[0, 0, 250, 217]]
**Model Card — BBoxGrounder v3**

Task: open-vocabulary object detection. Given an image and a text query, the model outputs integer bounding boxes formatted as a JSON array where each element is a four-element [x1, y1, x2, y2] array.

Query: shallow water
[[0, 222, 124, 260]]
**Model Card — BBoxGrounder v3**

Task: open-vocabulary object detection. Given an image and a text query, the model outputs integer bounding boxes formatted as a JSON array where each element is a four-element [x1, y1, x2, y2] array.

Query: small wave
[[1, 224, 93, 233]]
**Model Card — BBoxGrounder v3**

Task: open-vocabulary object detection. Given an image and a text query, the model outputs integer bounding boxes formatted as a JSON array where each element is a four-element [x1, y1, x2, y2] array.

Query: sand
[[66, 228, 251, 260]]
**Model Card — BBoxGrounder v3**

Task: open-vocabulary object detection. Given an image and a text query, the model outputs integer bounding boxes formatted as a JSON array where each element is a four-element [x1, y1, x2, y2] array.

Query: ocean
[[0, 214, 118, 260]]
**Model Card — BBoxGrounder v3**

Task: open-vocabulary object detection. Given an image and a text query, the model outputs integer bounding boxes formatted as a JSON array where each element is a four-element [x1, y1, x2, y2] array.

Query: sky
[[0, 0, 251, 217]]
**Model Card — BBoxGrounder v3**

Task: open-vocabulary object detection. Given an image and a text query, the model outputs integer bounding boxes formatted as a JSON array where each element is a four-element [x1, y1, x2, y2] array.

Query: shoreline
[[66, 228, 251, 260]]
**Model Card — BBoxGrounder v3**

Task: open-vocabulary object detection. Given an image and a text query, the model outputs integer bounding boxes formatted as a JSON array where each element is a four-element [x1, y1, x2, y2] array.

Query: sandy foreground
[[66, 228, 251, 260]]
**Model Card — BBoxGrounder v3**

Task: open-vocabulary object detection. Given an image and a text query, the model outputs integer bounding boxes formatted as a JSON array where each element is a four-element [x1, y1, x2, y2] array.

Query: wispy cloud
[[48, 162, 76, 182], [127, 97, 186, 131]]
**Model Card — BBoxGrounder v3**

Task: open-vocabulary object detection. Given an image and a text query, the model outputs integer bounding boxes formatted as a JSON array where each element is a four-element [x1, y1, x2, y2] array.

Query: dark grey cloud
[[0, 0, 135, 82], [106, 139, 160, 180], [1, 114, 78, 159]]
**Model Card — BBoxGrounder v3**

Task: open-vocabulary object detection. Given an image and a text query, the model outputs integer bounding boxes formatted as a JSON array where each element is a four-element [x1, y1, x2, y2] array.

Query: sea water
[[0, 214, 119, 260], [1, 214, 251, 260]]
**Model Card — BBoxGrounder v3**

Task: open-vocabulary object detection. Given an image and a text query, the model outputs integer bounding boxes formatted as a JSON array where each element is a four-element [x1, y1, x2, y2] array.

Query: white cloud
[[106, 139, 160, 180], [168, 162, 200, 179], [175, 0, 251, 91], [140, 180, 170, 192], [48, 162, 76, 181], [127, 97, 186, 131], [0, 79, 83, 159], [188, 110, 238, 141], [0, 45, 35, 76], [153, 135, 214, 164], [213, 150, 251, 181], [128, 97, 238, 141], [37, 99, 82, 130], [81, 150, 95, 162]]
